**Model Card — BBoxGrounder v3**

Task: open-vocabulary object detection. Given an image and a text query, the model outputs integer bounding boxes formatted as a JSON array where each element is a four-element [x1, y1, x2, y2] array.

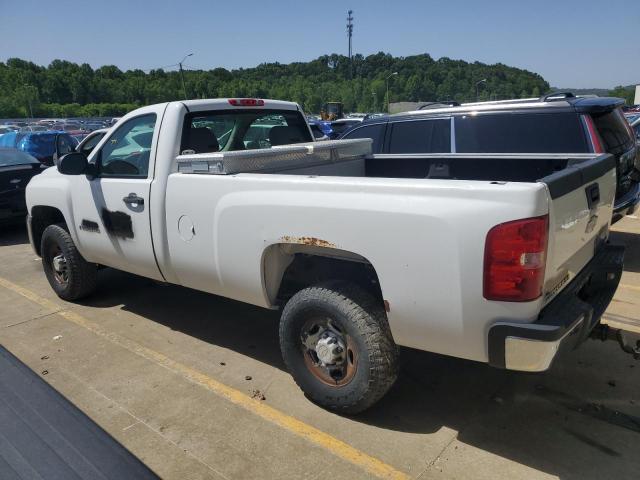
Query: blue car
[[308, 120, 333, 139], [0, 131, 78, 166]]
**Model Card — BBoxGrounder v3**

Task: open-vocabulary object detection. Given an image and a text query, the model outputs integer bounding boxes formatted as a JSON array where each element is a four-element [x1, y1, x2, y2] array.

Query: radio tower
[[347, 10, 354, 79]]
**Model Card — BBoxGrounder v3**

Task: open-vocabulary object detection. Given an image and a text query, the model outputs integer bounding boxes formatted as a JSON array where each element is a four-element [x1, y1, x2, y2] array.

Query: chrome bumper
[[488, 244, 624, 372]]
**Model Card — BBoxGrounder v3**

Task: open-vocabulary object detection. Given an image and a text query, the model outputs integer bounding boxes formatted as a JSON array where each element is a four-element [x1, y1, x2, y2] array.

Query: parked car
[[340, 92, 639, 222], [4, 121, 27, 128], [0, 126, 18, 135], [625, 113, 640, 124], [37, 119, 61, 126], [62, 123, 84, 132], [314, 120, 333, 137], [307, 121, 329, 140], [75, 128, 109, 156], [629, 116, 640, 145], [19, 125, 48, 132], [84, 122, 107, 132], [0, 131, 78, 166], [26, 98, 629, 413], [328, 118, 363, 139], [0, 148, 46, 224]]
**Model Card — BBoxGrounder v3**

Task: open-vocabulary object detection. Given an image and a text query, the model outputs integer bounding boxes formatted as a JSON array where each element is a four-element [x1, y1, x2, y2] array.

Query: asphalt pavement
[[0, 216, 638, 479]]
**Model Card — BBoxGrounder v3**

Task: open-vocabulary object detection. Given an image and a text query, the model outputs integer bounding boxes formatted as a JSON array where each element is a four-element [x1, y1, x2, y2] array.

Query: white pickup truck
[[26, 98, 627, 413]]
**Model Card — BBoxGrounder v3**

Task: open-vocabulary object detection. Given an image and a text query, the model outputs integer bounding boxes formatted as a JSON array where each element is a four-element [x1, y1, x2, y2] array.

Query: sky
[[1, 0, 638, 89]]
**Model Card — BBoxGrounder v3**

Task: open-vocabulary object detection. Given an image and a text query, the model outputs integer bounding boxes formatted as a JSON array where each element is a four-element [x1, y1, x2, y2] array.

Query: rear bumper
[[488, 243, 624, 371], [612, 180, 640, 223]]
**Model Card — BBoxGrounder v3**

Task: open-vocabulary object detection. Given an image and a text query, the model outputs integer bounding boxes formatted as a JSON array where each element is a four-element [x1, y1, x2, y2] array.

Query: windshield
[[593, 108, 635, 155], [181, 109, 312, 154]]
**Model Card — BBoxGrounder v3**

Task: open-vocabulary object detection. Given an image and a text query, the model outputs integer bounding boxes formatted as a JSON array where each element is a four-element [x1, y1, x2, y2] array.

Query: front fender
[[26, 168, 80, 250]]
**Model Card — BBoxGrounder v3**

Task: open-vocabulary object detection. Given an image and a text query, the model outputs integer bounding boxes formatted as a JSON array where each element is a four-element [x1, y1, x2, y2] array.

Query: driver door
[[69, 109, 164, 280]]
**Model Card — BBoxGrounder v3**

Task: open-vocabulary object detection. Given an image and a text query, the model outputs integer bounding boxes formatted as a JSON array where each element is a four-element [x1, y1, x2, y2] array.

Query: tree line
[[0, 52, 626, 118]]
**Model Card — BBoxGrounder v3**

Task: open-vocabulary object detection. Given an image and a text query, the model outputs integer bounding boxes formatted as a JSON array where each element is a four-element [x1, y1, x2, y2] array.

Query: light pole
[[475, 78, 487, 101], [179, 53, 193, 100], [385, 72, 398, 113], [372, 91, 377, 112], [23, 84, 34, 119]]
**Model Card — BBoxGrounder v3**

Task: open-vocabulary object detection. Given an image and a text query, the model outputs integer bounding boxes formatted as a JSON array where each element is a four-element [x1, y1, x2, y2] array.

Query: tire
[[279, 281, 399, 414], [41, 224, 97, 301]]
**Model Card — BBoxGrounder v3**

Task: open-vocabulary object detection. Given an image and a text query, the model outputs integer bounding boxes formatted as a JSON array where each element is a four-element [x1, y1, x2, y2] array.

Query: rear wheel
[[41, 224, 97, 301], [279, 282, 398, 414]]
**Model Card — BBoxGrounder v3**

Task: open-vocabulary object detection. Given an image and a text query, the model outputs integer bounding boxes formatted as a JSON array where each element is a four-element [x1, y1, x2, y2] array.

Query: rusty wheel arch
[[261, 243, 385, 310]]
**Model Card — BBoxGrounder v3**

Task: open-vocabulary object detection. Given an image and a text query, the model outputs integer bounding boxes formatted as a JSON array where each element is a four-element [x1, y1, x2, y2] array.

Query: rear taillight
[[228, 98, 265, 107], [483, 215, 549, 302], [583, 115, 604, 153]]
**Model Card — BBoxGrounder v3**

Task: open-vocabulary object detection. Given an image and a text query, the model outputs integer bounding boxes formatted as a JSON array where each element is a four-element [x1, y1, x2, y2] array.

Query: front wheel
[[41, 224, 97, 301], [279, 282, 399, 414]]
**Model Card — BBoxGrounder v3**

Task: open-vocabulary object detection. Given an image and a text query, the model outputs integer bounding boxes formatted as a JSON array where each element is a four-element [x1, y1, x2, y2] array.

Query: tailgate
[[540, 154, 617, 304]]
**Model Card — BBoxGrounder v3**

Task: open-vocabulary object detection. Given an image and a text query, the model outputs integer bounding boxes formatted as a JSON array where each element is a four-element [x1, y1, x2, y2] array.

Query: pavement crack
[[58, 369, 233, 480], [4, 309, 64, 328], [416, 432, 458, 478]]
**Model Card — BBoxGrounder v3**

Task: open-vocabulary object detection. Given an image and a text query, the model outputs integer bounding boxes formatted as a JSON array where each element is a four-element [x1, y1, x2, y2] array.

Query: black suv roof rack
[[540, 92, 576, 102], [418, 101, 461, 110]]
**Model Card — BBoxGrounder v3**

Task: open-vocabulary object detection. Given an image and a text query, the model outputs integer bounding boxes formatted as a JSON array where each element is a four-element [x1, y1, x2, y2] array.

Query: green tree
[[608, 86, 634, 105], [0, 54, 551, 117]]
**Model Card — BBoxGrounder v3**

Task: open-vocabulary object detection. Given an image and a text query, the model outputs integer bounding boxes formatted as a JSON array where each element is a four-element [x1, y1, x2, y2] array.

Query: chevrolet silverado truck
[[26, 98, 633, 413]]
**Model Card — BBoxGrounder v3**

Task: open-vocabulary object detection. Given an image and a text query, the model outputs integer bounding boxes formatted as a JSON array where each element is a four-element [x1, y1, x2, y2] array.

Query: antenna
[[347, 10, 354, 79]]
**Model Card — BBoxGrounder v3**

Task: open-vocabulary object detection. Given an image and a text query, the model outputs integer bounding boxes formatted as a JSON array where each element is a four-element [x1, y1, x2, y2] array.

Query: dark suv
[[340, 93, 639, 222]]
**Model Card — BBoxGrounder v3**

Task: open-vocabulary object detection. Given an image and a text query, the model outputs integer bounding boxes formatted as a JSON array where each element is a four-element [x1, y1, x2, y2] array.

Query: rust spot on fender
[[280, 236, 336, 248], [383, 300, 390, 313]]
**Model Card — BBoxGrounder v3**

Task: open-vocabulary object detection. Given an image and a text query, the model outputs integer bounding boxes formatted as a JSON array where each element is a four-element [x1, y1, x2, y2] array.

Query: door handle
[[123, 193, 144, 205]]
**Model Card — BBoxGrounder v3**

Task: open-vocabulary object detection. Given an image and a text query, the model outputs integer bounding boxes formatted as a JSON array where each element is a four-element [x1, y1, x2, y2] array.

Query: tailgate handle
[[585, 183, 600, 210]]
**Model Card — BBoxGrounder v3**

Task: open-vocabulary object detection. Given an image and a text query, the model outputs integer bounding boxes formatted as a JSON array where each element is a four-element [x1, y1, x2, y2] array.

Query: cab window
[[98, 114, 156, 177], [181, 109, 312, 154]]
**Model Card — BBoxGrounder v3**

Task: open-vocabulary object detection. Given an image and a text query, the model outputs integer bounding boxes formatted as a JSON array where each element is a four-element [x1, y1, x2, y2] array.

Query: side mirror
[[57, 152, 88, 175]]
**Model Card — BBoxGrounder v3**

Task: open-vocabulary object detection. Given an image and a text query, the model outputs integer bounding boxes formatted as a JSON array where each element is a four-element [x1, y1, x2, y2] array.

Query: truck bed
[[160, 151, 615, 363], [176, 139, 604, 185]]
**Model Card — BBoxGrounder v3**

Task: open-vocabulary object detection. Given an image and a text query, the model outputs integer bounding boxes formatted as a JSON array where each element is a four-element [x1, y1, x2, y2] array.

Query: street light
[[385, 72, 398, 113], [23, 84, 34, 119], [475, 78, 487, 101], [372, 91, 377, 112], [179, 53, 194, 99]]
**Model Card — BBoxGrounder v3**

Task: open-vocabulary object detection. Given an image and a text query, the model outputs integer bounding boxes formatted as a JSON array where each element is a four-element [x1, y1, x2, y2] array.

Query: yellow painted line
[[0, 276, 408, 480], [618, 283, 640, 293]]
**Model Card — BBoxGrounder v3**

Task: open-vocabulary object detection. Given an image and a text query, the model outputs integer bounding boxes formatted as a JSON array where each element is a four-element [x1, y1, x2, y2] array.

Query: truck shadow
[[81, 268, 640, 480]]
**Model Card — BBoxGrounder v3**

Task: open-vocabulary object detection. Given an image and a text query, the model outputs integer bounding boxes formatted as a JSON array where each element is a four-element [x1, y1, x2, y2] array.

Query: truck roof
[[396, 94, 625, 118], [180, 98, 302, 112]]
